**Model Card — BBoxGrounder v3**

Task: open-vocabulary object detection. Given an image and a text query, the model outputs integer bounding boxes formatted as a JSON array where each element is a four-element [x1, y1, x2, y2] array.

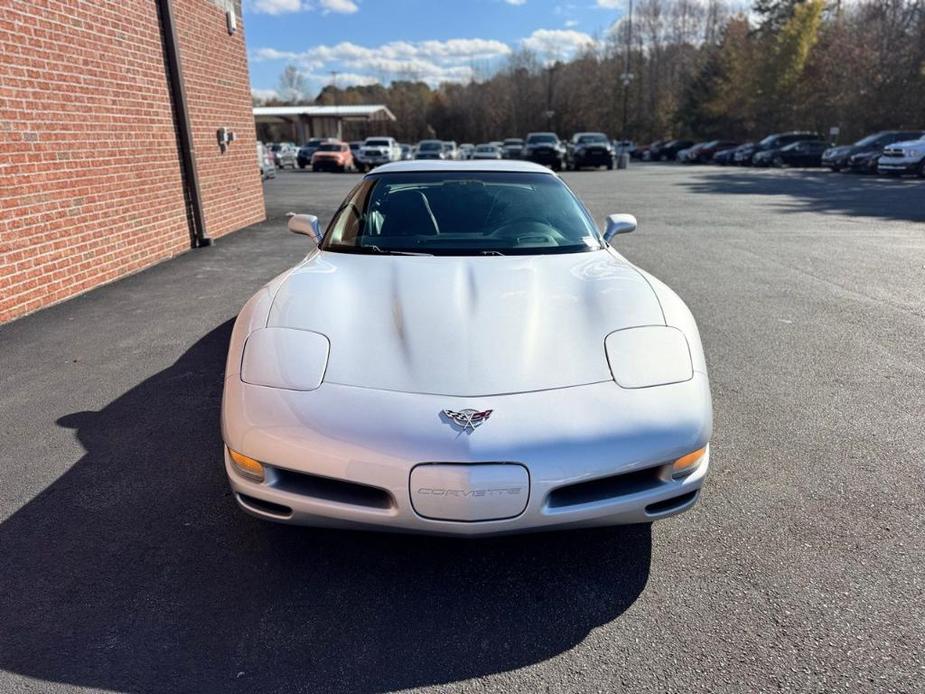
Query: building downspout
[[156, 0, 212, 247]]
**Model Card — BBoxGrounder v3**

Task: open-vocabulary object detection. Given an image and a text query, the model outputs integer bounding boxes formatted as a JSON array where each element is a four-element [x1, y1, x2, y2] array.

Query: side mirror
[[603, 213, 637, 241], [287, 213, 322, 244]]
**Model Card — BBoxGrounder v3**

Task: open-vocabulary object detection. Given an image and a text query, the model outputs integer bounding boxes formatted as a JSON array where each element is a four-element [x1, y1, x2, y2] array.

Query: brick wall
[[0, 0, 264, 323]]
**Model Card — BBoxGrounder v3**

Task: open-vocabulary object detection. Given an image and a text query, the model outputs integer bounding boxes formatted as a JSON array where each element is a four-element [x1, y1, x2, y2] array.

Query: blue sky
[[243, 0, 626, 100]]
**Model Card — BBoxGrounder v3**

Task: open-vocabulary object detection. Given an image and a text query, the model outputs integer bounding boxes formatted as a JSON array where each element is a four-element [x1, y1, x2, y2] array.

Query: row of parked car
[[259, 131, 634, 177], [631, 130, 925, 177]]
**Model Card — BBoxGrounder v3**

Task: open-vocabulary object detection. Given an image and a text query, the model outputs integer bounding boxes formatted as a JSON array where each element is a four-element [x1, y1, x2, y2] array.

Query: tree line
[[263, 0, 925, 145]]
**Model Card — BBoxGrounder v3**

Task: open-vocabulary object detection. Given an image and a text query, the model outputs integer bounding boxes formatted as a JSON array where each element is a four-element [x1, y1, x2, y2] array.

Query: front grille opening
[[238, 493, 292, 518], [273, 468, 393, 510], [645, 490, 698, 515], [547, 466, 663, 508]]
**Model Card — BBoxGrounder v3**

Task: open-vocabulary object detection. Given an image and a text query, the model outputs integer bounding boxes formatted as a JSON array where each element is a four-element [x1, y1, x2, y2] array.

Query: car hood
[[267, 249, 664, 396], [888, 138, 925, 151]]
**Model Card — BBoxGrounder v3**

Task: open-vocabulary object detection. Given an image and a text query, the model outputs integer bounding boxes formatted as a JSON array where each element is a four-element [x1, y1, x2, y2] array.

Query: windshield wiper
[[363, 245, 433, 256], [480, 250, 505, 256]]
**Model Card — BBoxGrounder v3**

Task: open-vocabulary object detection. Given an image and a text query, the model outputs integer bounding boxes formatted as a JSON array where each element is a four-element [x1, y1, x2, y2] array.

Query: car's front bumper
[[573, 150, 613, 166], [360, 154, 392, 165], [877, 156, 922, 174], [312, 156, 345, 170], [847, 156, 879, 172], [524, 150, 563, 167], [221, 376, 712, 536]]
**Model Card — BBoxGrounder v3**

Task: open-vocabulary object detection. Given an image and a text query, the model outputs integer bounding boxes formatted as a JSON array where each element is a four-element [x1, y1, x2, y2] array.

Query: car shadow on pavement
[[684, 168, 925, 222], [0, 320, 651, 693]]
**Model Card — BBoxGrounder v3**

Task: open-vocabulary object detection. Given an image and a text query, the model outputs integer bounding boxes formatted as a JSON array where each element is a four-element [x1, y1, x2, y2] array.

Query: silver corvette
[[221, 160, 712, 535]]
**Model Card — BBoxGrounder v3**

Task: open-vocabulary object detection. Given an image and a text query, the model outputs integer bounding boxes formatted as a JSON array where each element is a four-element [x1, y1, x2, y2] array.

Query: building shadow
[[683, 168, 925, 222], [0, 321, 651, 693]]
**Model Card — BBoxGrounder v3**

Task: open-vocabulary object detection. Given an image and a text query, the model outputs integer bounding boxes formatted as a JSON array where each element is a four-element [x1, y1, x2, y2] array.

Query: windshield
[[321, 171, 603, 256], [527, 134, 557, 144], [504, 139, 523, 146], [419, 141, 442, 151], [853, 133, 888, 147], [366, 139, 390, 147], [577, 134, 608, 144], [476, 146, 497, 152], [318, 144, 342, 152]]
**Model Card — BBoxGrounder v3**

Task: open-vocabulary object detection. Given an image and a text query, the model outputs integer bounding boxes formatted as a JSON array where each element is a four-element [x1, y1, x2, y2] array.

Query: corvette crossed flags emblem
[[442, 409, 493, 431]]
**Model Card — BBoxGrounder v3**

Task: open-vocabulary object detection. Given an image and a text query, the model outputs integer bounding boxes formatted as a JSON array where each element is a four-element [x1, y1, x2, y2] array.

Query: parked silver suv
[[877, 135, 925, 177]]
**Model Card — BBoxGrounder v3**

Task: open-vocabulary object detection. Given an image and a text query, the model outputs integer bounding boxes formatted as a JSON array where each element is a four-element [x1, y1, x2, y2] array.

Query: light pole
[[545, 64, 557, 131], [620, 0, 634, 147]]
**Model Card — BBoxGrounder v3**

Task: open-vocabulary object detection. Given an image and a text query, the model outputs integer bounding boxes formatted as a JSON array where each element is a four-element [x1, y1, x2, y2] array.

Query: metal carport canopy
[[253, 105, 396, 122], [253, 105, 396, 141]]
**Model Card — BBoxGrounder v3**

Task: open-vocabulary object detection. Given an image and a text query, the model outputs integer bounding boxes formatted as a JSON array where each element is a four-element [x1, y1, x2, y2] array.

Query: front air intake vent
[[645, 490, 698, 515], [238, 494, 292, 518], [273, 468, 393, 510], [547, 466, 663, 508]]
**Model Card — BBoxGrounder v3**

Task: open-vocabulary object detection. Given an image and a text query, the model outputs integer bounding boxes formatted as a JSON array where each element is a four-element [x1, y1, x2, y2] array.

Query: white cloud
[[520, 29, 597, 59], [253, 47, 300, 61], [313, 72, 378, 87], [253, 37, 512, 86], [596, 0, 622, 8], [505, 0, 527, 5], [319, 0, 358, 13], [247, 0, 358, 14], [250, 0, 303, 14], [251, 88, 280, 102], [564, 18, 579, 27]]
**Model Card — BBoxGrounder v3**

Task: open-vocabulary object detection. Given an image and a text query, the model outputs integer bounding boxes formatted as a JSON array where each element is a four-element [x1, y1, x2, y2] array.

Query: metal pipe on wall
[[156, 0, 212, 248]]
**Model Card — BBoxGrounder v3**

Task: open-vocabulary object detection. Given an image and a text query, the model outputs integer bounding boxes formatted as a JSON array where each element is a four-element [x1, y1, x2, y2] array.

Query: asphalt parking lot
[[1, 164, 923, 693]]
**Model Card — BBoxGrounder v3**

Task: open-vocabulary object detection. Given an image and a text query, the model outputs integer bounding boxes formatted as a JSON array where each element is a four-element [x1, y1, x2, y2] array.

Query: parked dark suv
[[652, 139, 694, 161], [297, 138, 325, 169], [821, 130, 924, 172], [521, 132, 566, 170], [566, 132, 614, 170], [745, 131, 823, 166]]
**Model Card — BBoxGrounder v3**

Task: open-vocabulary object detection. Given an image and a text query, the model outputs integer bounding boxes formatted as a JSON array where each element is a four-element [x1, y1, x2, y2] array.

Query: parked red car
[[311, 141, 355, 172]]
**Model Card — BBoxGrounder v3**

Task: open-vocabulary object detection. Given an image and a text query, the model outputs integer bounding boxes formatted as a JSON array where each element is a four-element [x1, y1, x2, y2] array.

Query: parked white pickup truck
[[877, 136, 925, 177], [356, 136, 402, 172]]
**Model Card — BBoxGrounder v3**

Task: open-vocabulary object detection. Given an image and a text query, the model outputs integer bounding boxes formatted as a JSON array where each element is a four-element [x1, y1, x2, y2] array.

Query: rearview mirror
[[287, 213, 322, 244], [603, 213, 637, 241]]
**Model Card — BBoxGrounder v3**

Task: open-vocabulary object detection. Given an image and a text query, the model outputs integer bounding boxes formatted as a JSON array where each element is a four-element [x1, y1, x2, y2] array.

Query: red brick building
[[0, 0, 265, 323]]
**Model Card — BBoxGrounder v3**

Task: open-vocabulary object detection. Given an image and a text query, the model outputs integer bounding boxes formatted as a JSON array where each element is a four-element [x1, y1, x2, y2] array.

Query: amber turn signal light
[[671, 446, 706, 479], [229, 448, 265, 482]]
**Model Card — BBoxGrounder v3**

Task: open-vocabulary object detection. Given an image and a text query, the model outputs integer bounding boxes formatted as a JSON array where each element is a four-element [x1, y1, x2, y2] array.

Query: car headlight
[[241, 327, 330, 391], [904, 148, 921, 158], [604, 326, 693, 388]]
